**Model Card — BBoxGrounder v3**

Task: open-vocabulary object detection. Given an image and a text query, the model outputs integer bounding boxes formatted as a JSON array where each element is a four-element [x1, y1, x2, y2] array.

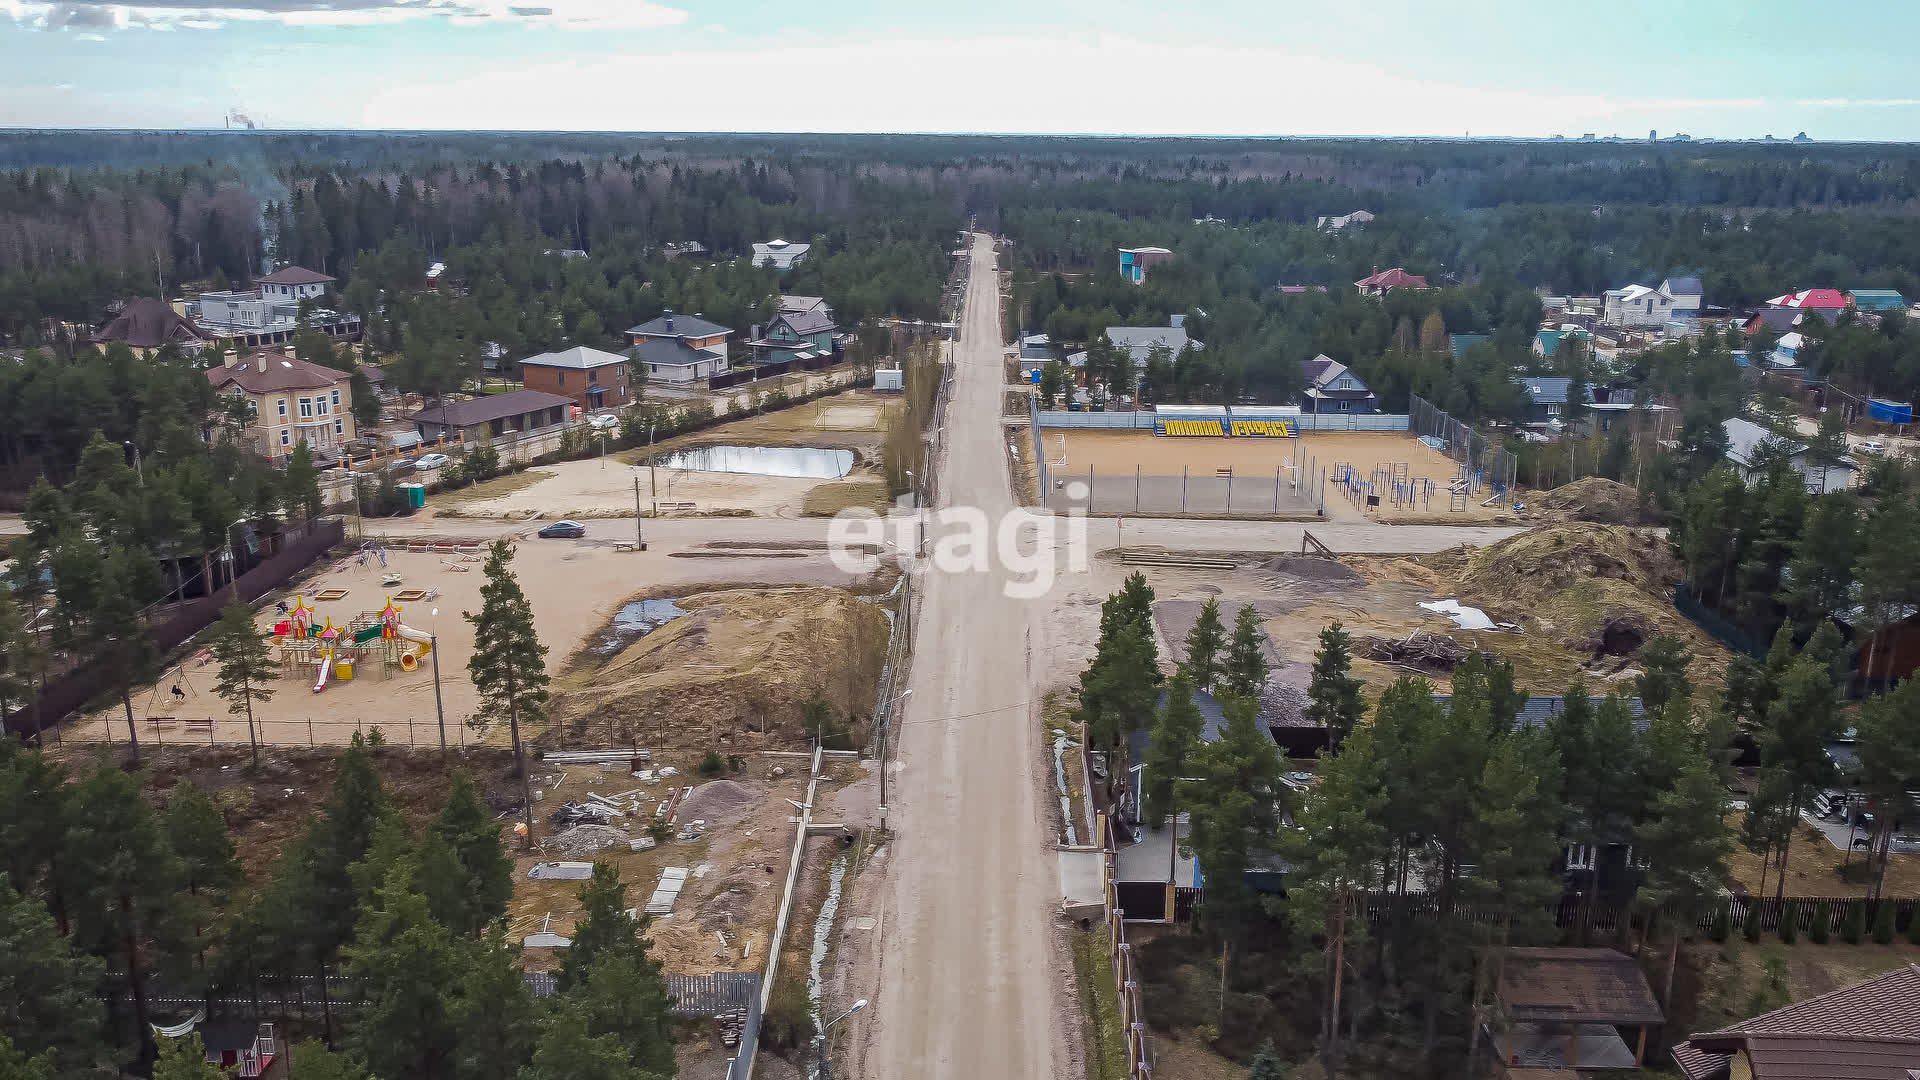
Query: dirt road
[[859, 234, 1071, 1078]]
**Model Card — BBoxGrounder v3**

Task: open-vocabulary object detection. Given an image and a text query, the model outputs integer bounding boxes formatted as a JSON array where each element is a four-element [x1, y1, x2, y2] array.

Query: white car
[[587, 412, 620, 431], [414, 452, 451, 470], [1858, 439, 1887, 455]]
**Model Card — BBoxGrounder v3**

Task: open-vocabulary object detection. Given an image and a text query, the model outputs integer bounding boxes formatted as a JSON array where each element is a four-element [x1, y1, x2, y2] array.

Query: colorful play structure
[[274, 594, 434, 693]]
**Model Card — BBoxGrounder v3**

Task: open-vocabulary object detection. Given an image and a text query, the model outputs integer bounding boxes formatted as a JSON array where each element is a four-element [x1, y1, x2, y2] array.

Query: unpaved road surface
[[859, 233, 1071, 1078]]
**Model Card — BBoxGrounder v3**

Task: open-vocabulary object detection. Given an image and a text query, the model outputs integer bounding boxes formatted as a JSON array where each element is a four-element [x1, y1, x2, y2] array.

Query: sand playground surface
[[76, 540, 885, 749]]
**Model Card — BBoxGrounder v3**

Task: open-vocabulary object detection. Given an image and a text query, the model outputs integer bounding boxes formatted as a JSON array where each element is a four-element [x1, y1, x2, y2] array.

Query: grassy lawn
[[1072, 927, 1132, 1080], [1686, 939, 1920, 1033], [800, 478, 891, 517], [1725, 816, 1920, 897]]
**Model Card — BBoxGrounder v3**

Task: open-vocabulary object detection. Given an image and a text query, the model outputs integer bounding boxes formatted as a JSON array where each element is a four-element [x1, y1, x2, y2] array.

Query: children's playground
[[1317, 431, 1514, 519]]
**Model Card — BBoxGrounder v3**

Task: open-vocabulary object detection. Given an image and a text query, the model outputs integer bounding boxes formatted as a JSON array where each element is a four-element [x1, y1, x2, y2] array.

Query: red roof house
[[1766, 288, 1848, 310], [1355, 267, 1429, 297], [1671, 963, 1920, 1080], [92, 298, 209, 351]]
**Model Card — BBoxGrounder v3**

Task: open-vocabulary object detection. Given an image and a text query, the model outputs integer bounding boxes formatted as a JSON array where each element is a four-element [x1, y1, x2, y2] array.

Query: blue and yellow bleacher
[[1229, 420, 1293, 437], [1156, 419, 1227, 436]]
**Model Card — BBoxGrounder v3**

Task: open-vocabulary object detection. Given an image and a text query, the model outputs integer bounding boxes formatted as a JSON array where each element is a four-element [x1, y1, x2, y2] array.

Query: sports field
[[1038, 428, 1501, 519]]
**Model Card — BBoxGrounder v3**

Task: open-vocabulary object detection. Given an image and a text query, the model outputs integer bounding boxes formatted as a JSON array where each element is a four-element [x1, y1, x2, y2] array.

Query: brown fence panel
[[4, 519, 346, 737]]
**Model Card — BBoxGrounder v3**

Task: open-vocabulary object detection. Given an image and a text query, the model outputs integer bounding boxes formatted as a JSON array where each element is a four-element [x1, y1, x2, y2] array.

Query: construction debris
[[523, 913, 572, 948], [1418, 598, 1507, 631], [527, 861, 596, 881], [646, 867, 689, 915], [1358, 630, 1473, 672], [546, 824, 630, 857], [543, 749, 653, 765]]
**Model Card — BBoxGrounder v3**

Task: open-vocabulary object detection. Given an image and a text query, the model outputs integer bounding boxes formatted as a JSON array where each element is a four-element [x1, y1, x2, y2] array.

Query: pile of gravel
[[1259, 680, 1311, 728], [1264, 556, 1363, 586], [677, 780, 759, 824]]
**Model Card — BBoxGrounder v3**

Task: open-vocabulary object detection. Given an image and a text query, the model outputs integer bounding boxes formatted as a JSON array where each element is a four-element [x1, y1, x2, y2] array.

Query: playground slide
[[313, 656, 330, 694], [395, 625, 433, 655]]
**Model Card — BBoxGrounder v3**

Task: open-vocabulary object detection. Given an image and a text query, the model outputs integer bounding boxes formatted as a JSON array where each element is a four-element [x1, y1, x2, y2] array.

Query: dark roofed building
[[1299, 353, 1377, 414], [1494, 948, 1664, 1072], [255, 264, 335, 303], [93, 298, 209, 352], [1434, 693, 1649, 732], [409, 389, 574, 444], [625, 309, 732, 385], [1673, 964, 1920, 1080], [626, 311, 731, 341]]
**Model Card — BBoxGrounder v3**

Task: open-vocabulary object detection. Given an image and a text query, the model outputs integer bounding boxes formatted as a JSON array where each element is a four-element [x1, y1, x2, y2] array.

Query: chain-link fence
[[1408, 393, 1518, 497], [1042, 462, 1324, 517]]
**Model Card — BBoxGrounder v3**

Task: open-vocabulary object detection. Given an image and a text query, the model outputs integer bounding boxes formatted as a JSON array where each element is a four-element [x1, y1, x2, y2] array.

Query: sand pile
[[557, 587, 889, 748], [1433, 524, 1695, 657], [1541, 477, 1645, 525], [1263, 555, 1364, 585], [678, 780, 759, 824]]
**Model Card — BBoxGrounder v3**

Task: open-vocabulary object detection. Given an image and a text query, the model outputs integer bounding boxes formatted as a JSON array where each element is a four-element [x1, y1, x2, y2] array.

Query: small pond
[[594, 597, 687, 656], [655, 445, 854, 479]]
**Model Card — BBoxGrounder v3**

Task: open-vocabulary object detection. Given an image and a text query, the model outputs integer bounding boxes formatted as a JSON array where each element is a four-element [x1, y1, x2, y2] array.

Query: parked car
[[1858, 438, 1887, 455], [587, 412, 620, 431], [414, 452, 450, 470], [384, 457, 418, 473], [538, 520, 587, 539]]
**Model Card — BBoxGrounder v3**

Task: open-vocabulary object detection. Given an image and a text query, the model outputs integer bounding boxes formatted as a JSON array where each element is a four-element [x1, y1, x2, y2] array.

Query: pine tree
[[284, 442, 323, 522], [1779, 899, 1800, 944], [0, 1035, 53, 1080], [345, 862, 464, 1080], [152, 1033, 225, 1080], [1304, 621, 1365, 750], [467, 541, 548, 849], [429, 770, 514, 936], [0, 590, 45, 737], [451, 928, 542, 1080], [1222, 605, 1269, 699], [1073, 617, 1160, 750], [1638, 757, 1732, 1004], [1183, 598, 1226, 690], [1247, 1040, 1285, 1080], [1633, 634, 1693, 713], [91, 545, 165, 763], [285, 1040, 367, 1080], [517, 1010, 656, 1080], [1851, 678, 1920, 899], [63, 764, 188, 1061], [1759, 657, 1842, 897], [559, 863, 640, 993], [165, 782, 240, 973], [574, 950, 678, 1077], [1464, 728, 1565, 1061], [1142, 671, 1205, 827], [0, 881, 107, 1074], [208, 596, 277, 769]]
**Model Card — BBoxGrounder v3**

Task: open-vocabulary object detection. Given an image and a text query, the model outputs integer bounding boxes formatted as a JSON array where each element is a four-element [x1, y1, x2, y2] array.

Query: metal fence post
[[1134, 465, 1140, 513]]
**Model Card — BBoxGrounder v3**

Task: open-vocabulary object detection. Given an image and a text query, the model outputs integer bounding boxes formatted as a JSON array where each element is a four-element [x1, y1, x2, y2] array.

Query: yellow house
[[206, 348, 357, 463]]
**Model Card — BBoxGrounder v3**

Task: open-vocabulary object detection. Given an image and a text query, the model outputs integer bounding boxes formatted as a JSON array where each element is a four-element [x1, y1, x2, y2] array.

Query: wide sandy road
[[862, 234, 1069, 1078]]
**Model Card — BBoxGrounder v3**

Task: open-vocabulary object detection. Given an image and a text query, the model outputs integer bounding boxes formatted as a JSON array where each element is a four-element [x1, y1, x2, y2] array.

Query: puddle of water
[[656, 445, 854, 479], [594, 597, 687, 655]]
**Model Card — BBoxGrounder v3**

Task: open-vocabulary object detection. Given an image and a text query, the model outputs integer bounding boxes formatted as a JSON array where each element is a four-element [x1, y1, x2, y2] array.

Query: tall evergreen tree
[[428, 770, 514, 936], [0, 1035, 53, 1080], [1222, 605, 1269, 700], [0, 590, 45, 738], [1849, 679, 1920, 899], [1142, 671, 1205, 828], [1464, 728, 1564, 1064], [1304, 621, 1365, 750], [207, 596, 277, 769], [1636, 757, 1733, 1009], [1183, 598, 1226, 690], [0, 881, 107, 1076], [1073, 616, 1160, 750], [152, 1034, 224, 1080], [450, 929, 542, 1080], [1632, 633, 1693, 714], [284, 442, 324, 522], [466, 541, 548, 849], [559, 863, 640, 993], [1759, 656, 1842, 897], [344, 862, 462, 1080], [164, 782, 240, 973], [91, 545, 165, 763]]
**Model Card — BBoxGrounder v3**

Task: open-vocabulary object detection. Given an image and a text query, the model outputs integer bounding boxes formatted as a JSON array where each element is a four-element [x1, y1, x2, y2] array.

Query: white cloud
[[1795, 98, 1920, 108], [0, 0, 687, 31]]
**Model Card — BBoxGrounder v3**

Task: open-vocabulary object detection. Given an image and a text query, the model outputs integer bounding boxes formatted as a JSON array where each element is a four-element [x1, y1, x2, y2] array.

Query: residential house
[[625, 311, 732, 386], [517, 346, 633, 412], [1117, 246, 1174, 284], [1018, 331, 1058, 363], [1768, 287, 1849, 312], [1514, 376, 1584, 426], [1660, 275, 1704, 318], [1533, 327, 1593, 358], [1602, 284, 1675, 329], [93, 298, 210, 354], [256, 265, 334, 301], [1722, 416, 1855, 493], [1450, 333, 1491, 362], [357, 364, 396, 403], [1489, 949, 1664, 1072], [1275, 284, 1330, 295], [1670, 963, 1920, 1080], [778, 294, 834, 321], [206, 348, 358, 464], [751, 239, 810, 270], [1103, 317, 1195, 370], [1849, 289, 1907, 312], [1743, 307, 1808, 336], [409, 389, 574, 445], [193, 282, 362, 350], [1316, 210, 1374, 230], [747, 308, 838, 366], [661, 241, 710, 260], [1299, 354, 1378, 414], [1772, 331, 1809, 366], [1585, 388, 1672, 433], [1353, 267, 1428, 297]]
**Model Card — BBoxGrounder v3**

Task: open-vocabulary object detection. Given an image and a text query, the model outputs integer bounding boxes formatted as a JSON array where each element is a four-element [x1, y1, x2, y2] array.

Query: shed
[[408, 389, 575, 445], [1494, 948, 1663, 1070]]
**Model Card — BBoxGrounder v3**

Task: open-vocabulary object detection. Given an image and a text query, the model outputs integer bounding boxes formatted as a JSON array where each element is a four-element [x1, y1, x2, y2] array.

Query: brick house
[[517, 346, 632, 411], [625, 310, 732, 386], [206, 348, 357, 464]]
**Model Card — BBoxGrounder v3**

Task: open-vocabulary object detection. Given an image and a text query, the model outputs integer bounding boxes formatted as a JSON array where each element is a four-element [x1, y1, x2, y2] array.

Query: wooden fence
[[1098, 812, 1155, 1080]]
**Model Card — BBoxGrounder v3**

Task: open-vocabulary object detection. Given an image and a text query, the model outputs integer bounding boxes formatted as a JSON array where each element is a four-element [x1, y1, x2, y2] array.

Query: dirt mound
[[677, 780, 760, 824], [1435, 524, 1696, 658], [1541, 477, 1645, 525], [556, 586, 889, 748], [1263, 555, 1363, 585]]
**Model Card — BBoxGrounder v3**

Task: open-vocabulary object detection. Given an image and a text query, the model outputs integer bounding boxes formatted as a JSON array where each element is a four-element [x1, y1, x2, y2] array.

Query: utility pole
[[632, 476, 646, 550], [430, 607, 447, 757]]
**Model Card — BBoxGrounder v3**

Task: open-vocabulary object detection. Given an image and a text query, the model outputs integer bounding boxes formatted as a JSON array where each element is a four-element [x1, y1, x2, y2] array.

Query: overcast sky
[[3, 0, 1918, 139]]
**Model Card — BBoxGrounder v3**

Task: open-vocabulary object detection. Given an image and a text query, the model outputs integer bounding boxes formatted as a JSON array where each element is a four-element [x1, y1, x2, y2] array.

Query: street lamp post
[[430, 607, 448, 756], [811, 999, 867, 1080]]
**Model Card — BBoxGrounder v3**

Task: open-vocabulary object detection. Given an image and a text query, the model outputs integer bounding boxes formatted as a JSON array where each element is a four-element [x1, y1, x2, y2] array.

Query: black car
[[537, 520, 587, 539]]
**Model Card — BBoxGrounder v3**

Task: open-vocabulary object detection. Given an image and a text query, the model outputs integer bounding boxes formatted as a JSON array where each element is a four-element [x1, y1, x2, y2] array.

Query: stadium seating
[[1157, 419, 1226, 436], [1229, 420, 1294, 437]]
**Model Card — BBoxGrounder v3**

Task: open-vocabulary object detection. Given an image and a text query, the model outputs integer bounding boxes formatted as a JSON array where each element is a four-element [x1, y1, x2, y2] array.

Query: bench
[[655, 501, 696, 511]]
